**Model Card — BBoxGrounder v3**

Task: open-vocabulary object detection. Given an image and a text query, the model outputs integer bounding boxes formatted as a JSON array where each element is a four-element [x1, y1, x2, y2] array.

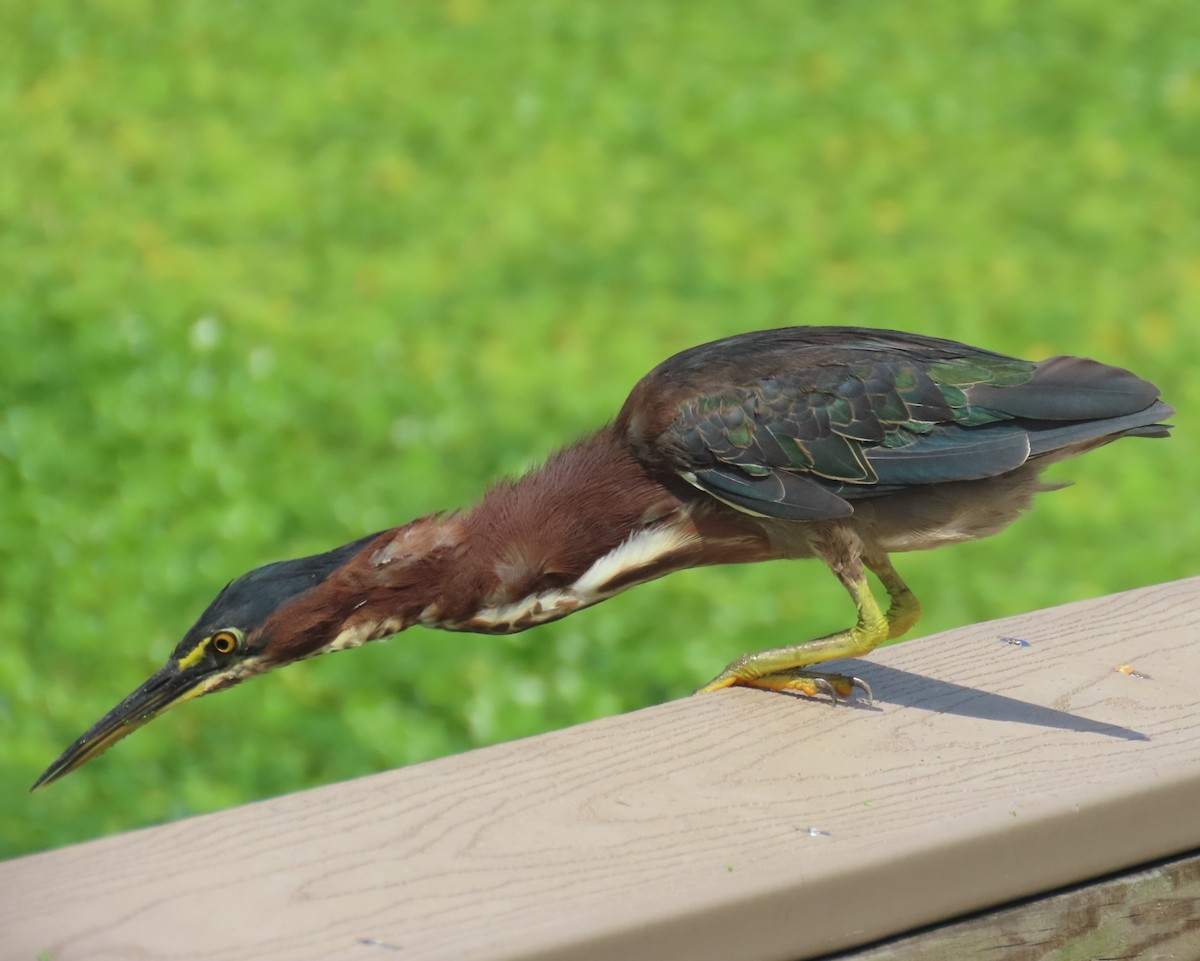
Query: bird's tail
[[1026, 399, 1174, 459]]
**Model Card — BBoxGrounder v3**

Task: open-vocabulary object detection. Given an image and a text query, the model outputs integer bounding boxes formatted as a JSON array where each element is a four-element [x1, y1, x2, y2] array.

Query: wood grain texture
[[844, 849, 1200, 961], [4, 577, 1200, 961]]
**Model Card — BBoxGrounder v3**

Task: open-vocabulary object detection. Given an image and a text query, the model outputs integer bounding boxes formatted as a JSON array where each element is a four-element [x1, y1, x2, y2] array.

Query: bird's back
[[619, 327, 1172, 523]]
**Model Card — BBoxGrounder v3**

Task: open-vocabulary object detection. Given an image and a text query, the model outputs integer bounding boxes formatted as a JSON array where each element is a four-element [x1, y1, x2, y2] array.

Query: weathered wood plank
[[3, 577, 1199, 961], [840, 849, 1200, 961]]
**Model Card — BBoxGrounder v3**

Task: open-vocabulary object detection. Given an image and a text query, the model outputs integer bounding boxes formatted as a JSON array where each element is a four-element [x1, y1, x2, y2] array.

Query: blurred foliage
[[1, 0, 1196, 859]]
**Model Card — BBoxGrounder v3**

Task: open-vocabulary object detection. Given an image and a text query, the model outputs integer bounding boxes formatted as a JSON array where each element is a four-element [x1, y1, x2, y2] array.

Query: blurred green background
[[2, 0, 1196, 860]]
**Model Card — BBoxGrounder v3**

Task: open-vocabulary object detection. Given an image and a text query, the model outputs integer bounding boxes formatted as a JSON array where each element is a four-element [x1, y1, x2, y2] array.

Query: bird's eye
[[211, 630, 240, 655]]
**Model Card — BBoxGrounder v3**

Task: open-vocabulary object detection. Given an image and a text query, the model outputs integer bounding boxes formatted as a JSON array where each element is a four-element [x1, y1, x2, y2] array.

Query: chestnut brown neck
[[261, 425, 778, 659]]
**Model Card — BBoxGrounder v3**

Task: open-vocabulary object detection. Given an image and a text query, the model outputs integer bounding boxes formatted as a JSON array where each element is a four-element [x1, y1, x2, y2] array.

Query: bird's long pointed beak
[[32, 662, 209, 791]]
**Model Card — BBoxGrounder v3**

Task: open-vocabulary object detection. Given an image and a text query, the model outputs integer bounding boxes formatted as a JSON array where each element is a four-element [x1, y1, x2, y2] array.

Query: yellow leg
[[864, 550, 921, 640], [695, 571, 888, 698]]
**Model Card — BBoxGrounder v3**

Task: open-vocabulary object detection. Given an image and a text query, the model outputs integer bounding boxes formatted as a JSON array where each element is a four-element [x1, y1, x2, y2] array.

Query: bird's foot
[[695, 667, 872, 702], [759, 668, 873, 702], [692, 606, 885, 700]]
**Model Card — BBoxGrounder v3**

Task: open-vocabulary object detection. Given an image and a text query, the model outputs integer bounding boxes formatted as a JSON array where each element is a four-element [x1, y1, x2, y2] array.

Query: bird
[[34, 326, 1173, 789]]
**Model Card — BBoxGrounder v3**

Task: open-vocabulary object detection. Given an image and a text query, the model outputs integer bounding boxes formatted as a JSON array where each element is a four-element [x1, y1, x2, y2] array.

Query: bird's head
[[33, 530, 409, 789]]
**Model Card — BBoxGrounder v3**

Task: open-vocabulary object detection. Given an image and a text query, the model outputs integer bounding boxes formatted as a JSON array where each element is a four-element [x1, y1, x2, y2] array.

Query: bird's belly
[[855, 469, 1052, 553]]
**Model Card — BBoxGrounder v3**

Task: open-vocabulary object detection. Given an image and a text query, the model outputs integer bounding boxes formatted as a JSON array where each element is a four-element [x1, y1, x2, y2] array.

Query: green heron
[[35, 327, 1173, 788]]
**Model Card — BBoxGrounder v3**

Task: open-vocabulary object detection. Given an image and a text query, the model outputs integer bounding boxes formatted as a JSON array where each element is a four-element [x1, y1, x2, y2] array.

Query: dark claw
[[849, 675, 873, 703], [821, 673, 872, 703]]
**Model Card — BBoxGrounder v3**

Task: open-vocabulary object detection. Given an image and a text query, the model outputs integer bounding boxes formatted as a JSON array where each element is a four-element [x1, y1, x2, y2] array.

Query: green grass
[[2, 0, 1197, 859]]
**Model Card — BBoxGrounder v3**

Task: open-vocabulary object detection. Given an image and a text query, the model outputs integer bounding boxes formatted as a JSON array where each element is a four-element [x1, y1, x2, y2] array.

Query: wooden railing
[[4, 576, 1199, 960]]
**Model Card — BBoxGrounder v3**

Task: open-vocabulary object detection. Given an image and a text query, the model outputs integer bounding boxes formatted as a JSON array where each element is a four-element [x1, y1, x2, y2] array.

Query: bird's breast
[[435, 523, 702, 635]]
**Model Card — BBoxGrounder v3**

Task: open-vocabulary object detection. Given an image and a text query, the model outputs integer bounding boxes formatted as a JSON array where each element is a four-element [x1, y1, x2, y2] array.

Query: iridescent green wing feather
[[666, 353, 1041, 520]]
